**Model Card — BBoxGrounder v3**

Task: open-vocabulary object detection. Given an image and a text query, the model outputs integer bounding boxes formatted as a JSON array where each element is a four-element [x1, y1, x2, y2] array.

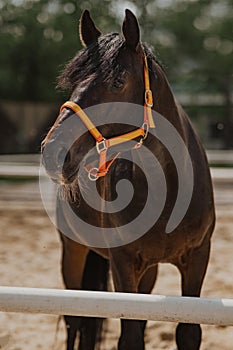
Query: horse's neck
[[152, 62, 186, 136], [147, 62, 194, 180]]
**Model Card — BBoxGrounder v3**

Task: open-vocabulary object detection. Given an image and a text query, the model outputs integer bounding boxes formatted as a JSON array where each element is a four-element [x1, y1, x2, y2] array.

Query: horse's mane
[[57, 33, 162, 91], [57, 33, 124, 90]]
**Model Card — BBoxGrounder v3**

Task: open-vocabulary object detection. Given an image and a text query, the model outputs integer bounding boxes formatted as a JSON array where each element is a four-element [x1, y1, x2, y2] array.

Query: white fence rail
[[0, 287, 233, 326], [0, 152, 233, 178]]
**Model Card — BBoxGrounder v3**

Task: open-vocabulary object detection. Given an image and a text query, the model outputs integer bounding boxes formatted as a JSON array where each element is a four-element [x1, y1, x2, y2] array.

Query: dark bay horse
[[41, 9, 215, 350]]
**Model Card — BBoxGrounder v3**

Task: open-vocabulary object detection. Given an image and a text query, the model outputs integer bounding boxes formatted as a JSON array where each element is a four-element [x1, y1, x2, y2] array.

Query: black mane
[[57, 33, 124, 90], [57, 33, 159, 91]]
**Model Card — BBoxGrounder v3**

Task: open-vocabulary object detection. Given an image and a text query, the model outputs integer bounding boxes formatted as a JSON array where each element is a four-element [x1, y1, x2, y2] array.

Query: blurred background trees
[[0, 0, 232, 152]]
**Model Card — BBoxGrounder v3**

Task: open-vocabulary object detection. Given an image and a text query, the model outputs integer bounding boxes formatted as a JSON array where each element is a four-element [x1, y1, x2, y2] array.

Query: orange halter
[[60, 53, 155, 181]]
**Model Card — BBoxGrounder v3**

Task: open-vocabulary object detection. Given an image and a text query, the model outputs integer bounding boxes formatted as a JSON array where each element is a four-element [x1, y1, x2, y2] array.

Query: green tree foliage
[[136, 0, 232, 147], [0, 0, 118, 102], [132, 0, 232, 94], [101, 0, 233, 147], [0, 0, 232, 103]]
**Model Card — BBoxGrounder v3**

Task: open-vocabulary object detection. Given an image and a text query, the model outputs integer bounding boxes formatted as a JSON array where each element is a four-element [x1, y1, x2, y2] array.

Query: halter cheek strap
[[60, 53, 155, 181], [144, 53, 155, 128]]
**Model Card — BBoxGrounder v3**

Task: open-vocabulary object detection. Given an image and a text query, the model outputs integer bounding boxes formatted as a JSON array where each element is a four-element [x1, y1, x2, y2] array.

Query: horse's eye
[[112, 79, 125, 90]]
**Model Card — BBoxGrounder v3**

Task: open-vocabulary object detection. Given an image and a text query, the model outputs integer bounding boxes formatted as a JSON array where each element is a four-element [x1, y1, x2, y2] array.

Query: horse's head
[[42, 9, 157, 187], [60, 9, 147, 108]]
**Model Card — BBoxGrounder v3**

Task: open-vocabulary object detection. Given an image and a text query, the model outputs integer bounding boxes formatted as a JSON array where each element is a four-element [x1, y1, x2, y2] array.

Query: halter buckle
[[96, 139, 107, 154], [145, 89, 153, 107]]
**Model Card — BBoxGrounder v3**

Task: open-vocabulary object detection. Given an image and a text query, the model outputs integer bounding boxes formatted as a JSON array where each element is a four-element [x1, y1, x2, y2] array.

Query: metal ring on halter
[[142, 123, 149, 140], [88, 167, 99, 181], [135, 138, 143, 149]]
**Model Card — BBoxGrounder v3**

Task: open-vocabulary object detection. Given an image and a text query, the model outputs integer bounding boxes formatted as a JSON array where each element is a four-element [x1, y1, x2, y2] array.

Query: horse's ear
[[122, 9, 140, 51], [79, 10, 101, 47]]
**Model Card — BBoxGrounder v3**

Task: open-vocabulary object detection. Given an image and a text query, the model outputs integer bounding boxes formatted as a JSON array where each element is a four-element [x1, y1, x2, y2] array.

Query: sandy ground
[[0, 178, 232, 350]]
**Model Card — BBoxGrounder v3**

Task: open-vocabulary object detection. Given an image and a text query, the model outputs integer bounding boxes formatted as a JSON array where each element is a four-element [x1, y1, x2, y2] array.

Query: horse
[[41, 9, 215, 350]]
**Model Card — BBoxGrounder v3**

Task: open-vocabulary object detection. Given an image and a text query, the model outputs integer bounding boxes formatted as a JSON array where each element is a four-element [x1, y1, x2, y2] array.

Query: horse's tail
[[79, 250, 109, 349]]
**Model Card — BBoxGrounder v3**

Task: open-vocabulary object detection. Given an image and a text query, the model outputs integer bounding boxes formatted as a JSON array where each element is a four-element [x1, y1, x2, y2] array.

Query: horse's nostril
[[65, 150, 71, 163]]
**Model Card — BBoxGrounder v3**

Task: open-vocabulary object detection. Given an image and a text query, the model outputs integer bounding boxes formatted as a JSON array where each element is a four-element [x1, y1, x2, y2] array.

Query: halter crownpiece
[[60, 52, 155, 181]]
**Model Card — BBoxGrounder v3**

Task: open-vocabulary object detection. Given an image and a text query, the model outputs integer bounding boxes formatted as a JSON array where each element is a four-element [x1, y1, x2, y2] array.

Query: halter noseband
[[60, 53, 155, 181]]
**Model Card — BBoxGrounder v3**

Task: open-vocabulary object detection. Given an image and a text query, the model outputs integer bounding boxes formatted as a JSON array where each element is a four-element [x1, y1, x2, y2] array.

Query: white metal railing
[[0, 287, 232, 326]]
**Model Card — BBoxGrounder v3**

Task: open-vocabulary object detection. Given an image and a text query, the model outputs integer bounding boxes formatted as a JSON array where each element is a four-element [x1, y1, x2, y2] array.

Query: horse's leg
[[60, 234, 89, 350], [111, 254, 151, 350], [138, 265, 158, 334], [175, 235, 211, 350], [78, 251, 109, 350]]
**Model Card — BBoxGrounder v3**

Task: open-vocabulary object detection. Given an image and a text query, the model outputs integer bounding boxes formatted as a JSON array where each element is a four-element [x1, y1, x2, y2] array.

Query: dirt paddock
[[0, 179, 232, 349]]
